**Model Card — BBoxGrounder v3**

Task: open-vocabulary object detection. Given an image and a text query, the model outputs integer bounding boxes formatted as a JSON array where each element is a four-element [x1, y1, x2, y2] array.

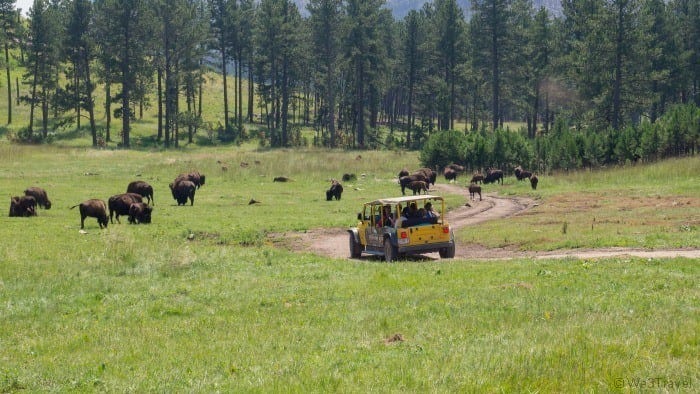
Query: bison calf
[[407, 180, 429, 195], [109, 193, 143, 224], [127, 181, 154, 205], [469, 184, 482, 201], [128, 202, 153, 224], [24, 187, 51, 209], [71, 199, 108, 229]]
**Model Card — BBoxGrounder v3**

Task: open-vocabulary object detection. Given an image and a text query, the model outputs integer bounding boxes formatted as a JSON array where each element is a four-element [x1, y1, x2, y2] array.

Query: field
[[1, 144, 698, 392]]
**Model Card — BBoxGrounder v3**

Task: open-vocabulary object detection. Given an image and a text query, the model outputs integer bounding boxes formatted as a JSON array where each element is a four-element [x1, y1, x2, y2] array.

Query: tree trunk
[[4, 42, 11, 124]]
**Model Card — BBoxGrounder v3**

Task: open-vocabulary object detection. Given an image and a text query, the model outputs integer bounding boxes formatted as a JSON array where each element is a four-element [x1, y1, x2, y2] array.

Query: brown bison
[[126, 181, 154, 205], [470, 173, 485, 184], [443, 168, 458, 182], [24, 187, 51, 209], [341, 173, 356, 182], [469, 184, 482, 201], [128, 202, 153, 224], [326, 180, 343, 201], [398, 168, 410, 178], [9, 195, 37, 217], [514, 166, 532, 181], [446, 163, 465, 173], [530, 175, 539, 190], [415, 168, 437, 186], [483, 169, 504, 185], [70, 199, 108, 229], [399, 174, 428, 195], [273, 176, 291, 182], [108, 193, 143, 224], [170, 180, 196, 206], [407, 180, 429, 195], [176, 171, 206, 189]]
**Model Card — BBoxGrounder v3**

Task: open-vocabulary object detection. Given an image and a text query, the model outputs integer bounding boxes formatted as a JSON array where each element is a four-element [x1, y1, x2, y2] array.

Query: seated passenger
[[381, 205, 395, 227], [424, 202, 440, 219]]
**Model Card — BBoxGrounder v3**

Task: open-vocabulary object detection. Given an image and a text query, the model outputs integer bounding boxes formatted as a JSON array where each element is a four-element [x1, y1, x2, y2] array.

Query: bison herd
[[10, 171, 205, 229]]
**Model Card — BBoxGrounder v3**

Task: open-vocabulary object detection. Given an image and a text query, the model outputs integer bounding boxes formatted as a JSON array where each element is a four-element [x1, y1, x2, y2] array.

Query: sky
[[16, 0, 32, 14]]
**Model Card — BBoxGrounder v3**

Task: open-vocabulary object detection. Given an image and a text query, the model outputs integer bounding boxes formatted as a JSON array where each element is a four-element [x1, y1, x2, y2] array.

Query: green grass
[[0, 145, 698, 391]]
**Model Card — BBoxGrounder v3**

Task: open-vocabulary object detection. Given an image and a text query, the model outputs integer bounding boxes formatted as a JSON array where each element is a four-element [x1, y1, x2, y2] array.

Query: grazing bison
[[24, 187, 51, 209], [399, 174, 428, 195], [170, 180, 196, 206], [483, 169, 504, 185], [470, 173, 485, 184], [108, 193, 143, 224], [126, 181, 154, 205], [469, 184, 482, 201], [9, 195, 37, 217], [443, 168, 458, 182], [407, 180, 429, 195], [529, 175, 539, 190], [128, 202, 153, 224], [176, 171, 206, 189], [70, 199, 108, 229], [326, 180, 344, 201]]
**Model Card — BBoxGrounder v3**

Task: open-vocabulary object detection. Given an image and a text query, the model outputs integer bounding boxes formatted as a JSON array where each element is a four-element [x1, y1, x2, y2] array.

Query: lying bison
[[128, 202, 153, 224], [326, 180, 343, 201], [108, 193, 143, 224], [170, 180, 196, 206], [341, 173, 356, 182], [9, 195, 37, 217], [70, 199, 108, 229], [530, 175, 539, 190], [469, 184, 482, 201], [126, 181, 154, 205], [483, 169, 504, 185], [24, 187, 51, 209], [407, 180, 429, 195]]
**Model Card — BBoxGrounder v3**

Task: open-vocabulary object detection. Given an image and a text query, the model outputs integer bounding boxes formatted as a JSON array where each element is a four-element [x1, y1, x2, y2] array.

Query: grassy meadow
[[0, 144, 698, 392]]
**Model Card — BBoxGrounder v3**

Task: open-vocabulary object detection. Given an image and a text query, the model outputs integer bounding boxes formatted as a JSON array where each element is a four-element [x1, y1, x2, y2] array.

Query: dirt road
[[278, 183, 700, 261]]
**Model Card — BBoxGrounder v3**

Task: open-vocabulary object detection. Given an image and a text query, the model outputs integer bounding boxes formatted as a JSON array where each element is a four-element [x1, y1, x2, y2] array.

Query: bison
[[470, 173, 485, 184], [9, 195, 37, 217], [398, 168, 410, 178], [170, 180, 196, 206], [514, 166, 532, 181], [469, 184, 482, 201], [483, 169, 504, 185], [175, 171, 206, 189], [126, 181, 154, 205], [443, 168, 458, 182], [24, 187, 51, 209], [415, 168, 437, 186], [529, 175, 539, 190], [128, 202, 153, 224], [273, 176, 291, 182], [326, 180, 343, 201], [70, 199, 108, 229], [399, 174, 428, 195], [341, 173, 356, 182], [407, 180, 429, 195], [108, 193, 143, 224]]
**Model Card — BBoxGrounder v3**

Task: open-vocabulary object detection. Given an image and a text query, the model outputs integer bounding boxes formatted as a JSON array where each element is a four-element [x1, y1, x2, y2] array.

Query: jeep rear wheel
[[384, 239, 397, 262], [349, 233, 362, 258], [439, 243, 456, 258]]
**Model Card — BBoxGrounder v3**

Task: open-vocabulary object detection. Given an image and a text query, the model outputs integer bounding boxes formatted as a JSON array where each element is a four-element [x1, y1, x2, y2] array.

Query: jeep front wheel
[[383, 239, 397, 262], [349, 232, 362, 258]]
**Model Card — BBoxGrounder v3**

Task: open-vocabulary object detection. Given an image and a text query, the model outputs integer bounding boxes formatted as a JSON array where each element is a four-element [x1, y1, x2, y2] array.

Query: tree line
[[0, 0, 698, 156]]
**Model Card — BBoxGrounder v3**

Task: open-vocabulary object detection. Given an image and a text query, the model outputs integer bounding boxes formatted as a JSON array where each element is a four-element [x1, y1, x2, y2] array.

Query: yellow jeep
[[348, 195, 455, 262]]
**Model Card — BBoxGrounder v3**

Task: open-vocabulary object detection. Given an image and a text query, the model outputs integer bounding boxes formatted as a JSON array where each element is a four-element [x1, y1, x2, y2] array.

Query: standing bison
[[443, 168, 458, 182], [470, 173, 485, 184], [468, 184, 482, 201], [170, 180, 196, 206], [70, 199, 108, 229], [407, 180, 429, 195], [126, 181, 154, 205], [24, 187, 51, 209], [9, 195, 37, 217], [399, 174, 429, 195], [530, 175, 539, 190], [176, 171, 205, 189], [326, 180, 343, 201], [108, 193, 143, 224], [128, 202, 153, 224], [483, 169, 504, 185], [514, 166, 532, 181]]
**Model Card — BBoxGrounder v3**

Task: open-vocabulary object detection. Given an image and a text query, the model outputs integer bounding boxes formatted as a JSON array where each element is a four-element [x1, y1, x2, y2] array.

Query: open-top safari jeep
[[348, 195, 455, 262]]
